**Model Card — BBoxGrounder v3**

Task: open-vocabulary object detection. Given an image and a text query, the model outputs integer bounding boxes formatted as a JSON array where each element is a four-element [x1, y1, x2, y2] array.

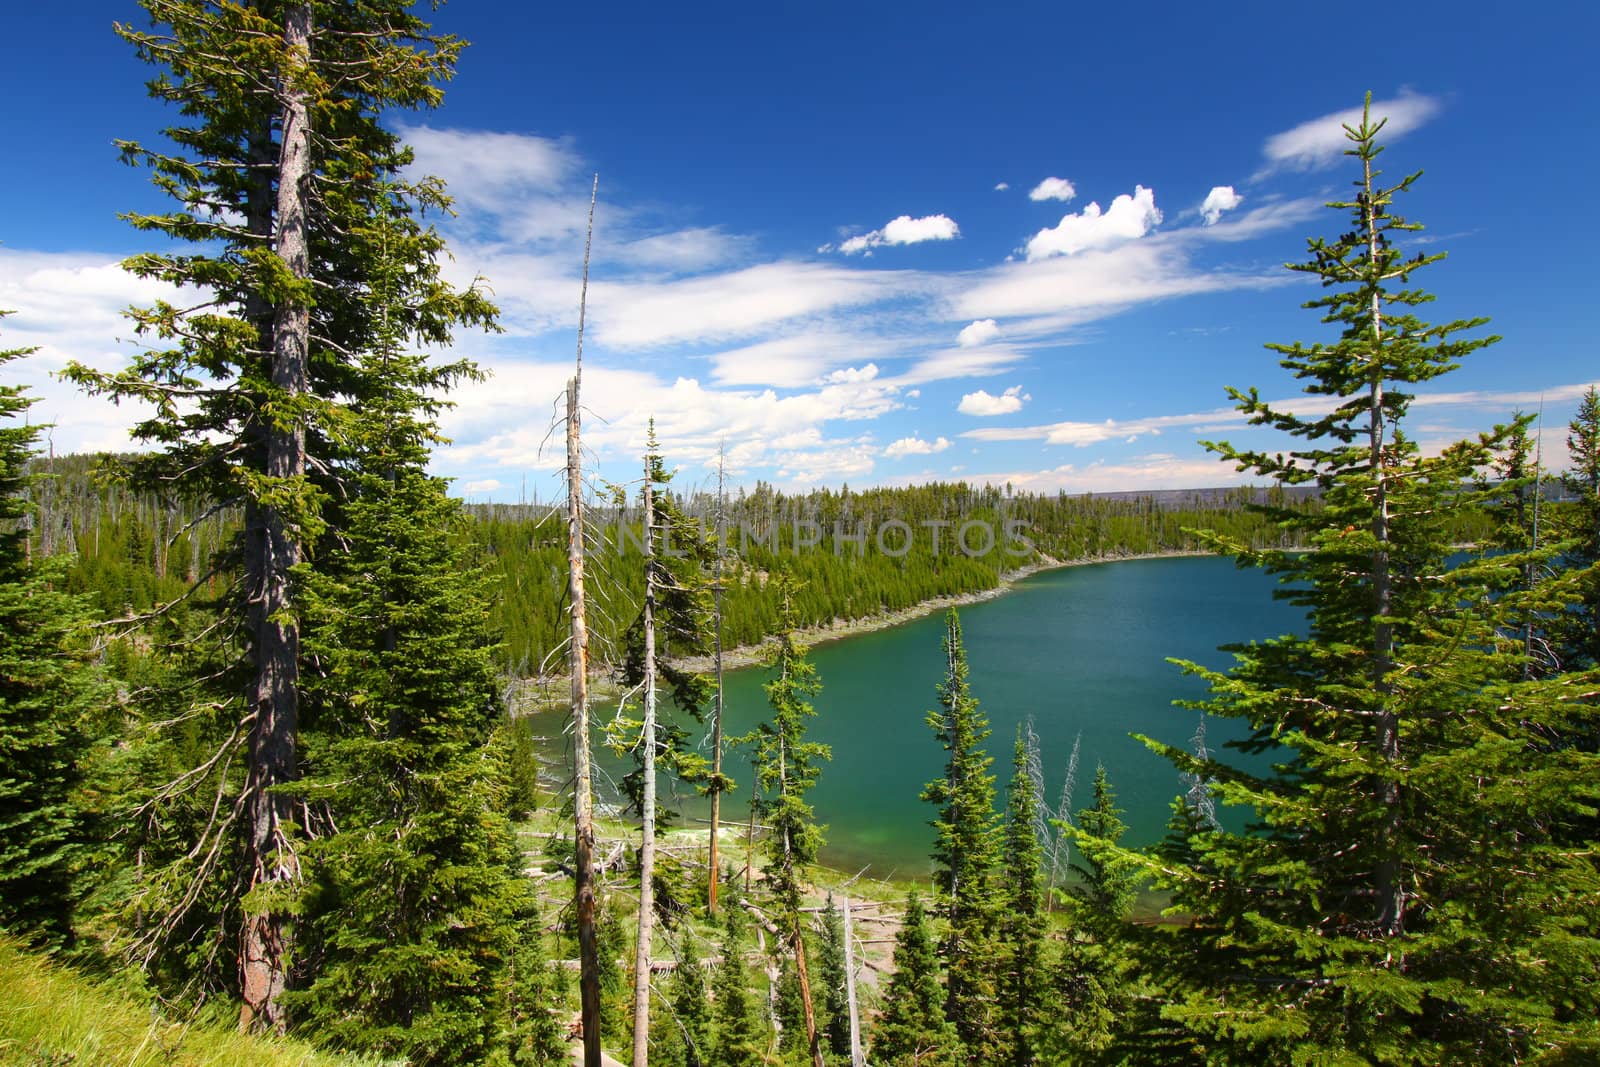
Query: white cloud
[[1025, 186, 1161, 261], [893, 345, 1027, 386], [956, 318, 1000, 347], [994, 182, 1010, 192], [460, 479, 503, 496], [837, 214, 960, 255], [706, 334, 896, 388], [884, 435, 950, 459], [590, 261, 937, 349], [958, 386, 1030, 417], [1258, 91, 1442, 175], [1028, 177, 1077, 203], [611, 227, 748, 272], [1199, 186, 1243, 226]]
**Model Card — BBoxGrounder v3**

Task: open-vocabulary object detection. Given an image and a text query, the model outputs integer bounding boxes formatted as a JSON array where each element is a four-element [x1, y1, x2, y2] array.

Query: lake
[[585, 554, 1305, 878]]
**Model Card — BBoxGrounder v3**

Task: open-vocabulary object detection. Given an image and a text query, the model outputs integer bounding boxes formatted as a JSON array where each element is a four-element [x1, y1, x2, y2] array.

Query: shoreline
[[673, 548, 1215, 675], [507, 549, 1215, 705]]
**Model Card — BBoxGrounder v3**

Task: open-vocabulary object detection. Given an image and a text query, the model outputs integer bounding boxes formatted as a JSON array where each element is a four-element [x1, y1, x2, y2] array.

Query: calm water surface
[[586, 555, 1304, 877]]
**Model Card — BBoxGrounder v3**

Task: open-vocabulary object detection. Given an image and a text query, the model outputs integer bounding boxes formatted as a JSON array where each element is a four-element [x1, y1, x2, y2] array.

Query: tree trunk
[[842, 895, 864, 1067], [569, 174, 602, 1067], [1361, 151, 1404, 941], [240, 0, 311, 1033], [631, 468, 657, 1067], [708, 447, 726, 914], [793, 924, 825, 1067]]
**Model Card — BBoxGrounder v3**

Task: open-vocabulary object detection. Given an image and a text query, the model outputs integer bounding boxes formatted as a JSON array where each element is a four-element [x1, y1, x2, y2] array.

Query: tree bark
[[708, 447, 726, 914], [631, 467, 657, 1067], [240, 0, 310, 1033]]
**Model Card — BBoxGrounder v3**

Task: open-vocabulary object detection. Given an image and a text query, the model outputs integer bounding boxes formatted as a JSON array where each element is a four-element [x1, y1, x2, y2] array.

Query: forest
[[2, 3, 1598, 1065]]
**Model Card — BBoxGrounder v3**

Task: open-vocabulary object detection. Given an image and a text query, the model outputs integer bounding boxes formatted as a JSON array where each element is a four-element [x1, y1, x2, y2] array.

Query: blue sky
[[3, 1, 1597, 501]]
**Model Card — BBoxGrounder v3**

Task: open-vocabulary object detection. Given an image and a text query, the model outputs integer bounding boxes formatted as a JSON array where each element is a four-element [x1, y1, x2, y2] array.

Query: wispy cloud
[[1257, 91, 1442, 177]]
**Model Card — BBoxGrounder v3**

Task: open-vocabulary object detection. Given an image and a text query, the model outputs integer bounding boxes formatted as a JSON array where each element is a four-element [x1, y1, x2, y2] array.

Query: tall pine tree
[[920, 610, 1000, 1064], [1141, 94, 1600, 1064], [69, 0, 495, 1025]]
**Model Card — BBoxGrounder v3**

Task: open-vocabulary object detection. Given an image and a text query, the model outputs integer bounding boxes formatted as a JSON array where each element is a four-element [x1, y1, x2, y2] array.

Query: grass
[[0, 937, 377, 1067]]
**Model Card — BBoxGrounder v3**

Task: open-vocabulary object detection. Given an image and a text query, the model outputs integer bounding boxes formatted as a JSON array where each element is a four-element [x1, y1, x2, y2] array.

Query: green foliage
[[0, 314, 101, 946], [1065, 766, 1137, 931], [870, 891, 955, 1066], [710, 905, 765, 1067], [996, 728, 1046, 1066], [816, 896, 851, 1058], [920, 610, 1001, 1063], [652, 934, 713, 1067], [1140, 94, 1600, 1064]]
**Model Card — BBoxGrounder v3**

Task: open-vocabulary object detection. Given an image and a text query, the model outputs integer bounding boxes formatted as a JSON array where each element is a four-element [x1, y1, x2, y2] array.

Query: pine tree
[[1557, 386, 1600, 669], [0, 313, 100, 946], [920, 609, 1000, 1063], [710, 905, 765, 1067], [746, 574, 831, 1067], [1141, 94, 1600, 1063], [653, 935, 713, 1067], [996, 727, 1045, 1066], [870, 891, 954, 1066], [817, 896, 851, 1058], [70, 0, 494, 1026], [1066, 766, 1137, 932]]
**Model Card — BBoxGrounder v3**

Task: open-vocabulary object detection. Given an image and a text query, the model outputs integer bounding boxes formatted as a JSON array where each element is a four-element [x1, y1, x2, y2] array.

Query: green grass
[[0, 937, 377, 1067]]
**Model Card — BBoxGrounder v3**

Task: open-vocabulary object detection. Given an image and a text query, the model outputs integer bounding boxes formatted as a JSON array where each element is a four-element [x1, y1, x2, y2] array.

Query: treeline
[[26, 458, 1317, 675]]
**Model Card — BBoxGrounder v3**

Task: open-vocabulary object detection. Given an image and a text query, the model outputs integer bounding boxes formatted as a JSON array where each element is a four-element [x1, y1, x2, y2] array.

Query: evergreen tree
[[69, 0, 494, 1024], [746, 573, 831, 1067], [654, 935, 713, 1067], [920, 610, 1000, 1062], [1066, 766, 1137, 932], [0, 314, 99, 946], [870, 891, 955, 1067], [1142, 94, 1600, 1063], [710, 905, 765, 1067], [817, 896, 851, 1058], [996, 727, 1045, 1066], [1557, 386, 1600, 669]]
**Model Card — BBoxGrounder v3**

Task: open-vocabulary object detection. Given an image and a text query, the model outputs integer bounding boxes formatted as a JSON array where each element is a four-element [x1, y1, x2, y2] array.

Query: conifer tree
[[1558, 386, 1600, 669], [817, 896, 851, 1058], [746, 574, 831, 1067], [0, 314, 99, 946], [711, 905, 766, 1067], [1142, 94, 1600, 1063], [870, 891, 954, 1067], [653, 935, 712, 1067], [71, 0, 494, 1025], [920, 610, 1000, 1062], [996, 727, 1045, 1066]]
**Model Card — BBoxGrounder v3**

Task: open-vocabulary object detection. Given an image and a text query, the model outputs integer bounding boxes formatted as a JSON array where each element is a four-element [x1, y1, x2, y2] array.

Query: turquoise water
[[587, 555, 1303, 878]]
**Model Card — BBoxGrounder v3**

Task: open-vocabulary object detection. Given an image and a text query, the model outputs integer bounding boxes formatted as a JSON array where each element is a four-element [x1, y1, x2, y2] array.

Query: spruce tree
[[710, 905, 765, 1067], [870, 890, 955, 1067], [746, 574, 831, 1067], [996, 727, 1045, 1066], [920, 609, 1000, 1063], [817, 896, 851, 1058], [1557, 386, 1600, 669], [69, 0, 494, 1023], [0, 314, 99, 946], [1142, 94, 1600, 1063]]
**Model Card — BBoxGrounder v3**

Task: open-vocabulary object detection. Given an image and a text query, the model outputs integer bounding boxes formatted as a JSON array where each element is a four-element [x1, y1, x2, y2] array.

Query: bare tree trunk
[[708, 445, 726, 914], [631, 466, 657, 1067], [793, 924, 825, 1067], [569, 174, 602, 1067], [240, 0, 311, 1033], [842, 895, 864, 1067]]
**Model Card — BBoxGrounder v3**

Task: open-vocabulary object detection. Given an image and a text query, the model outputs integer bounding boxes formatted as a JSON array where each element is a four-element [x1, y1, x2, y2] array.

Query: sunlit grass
[[0, 937, 378, 1067]]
